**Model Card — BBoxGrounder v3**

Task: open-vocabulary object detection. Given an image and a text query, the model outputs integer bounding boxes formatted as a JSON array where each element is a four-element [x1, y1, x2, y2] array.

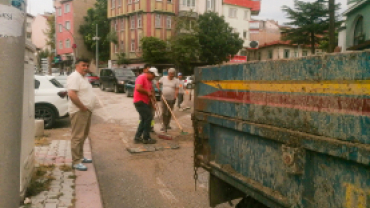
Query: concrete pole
[[0, 0, 26, 207]]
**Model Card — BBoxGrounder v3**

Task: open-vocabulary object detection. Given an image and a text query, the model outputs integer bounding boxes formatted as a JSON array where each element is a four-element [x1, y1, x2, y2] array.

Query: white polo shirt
[[66, 71, 96, 114]]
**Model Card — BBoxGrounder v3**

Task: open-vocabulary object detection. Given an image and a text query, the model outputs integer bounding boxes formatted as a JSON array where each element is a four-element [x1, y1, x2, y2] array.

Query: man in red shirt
[[133, 67, 159, 144]]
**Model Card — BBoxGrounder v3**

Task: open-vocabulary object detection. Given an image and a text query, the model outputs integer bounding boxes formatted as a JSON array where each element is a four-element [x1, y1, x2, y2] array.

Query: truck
[[192, 51, 370, 208]]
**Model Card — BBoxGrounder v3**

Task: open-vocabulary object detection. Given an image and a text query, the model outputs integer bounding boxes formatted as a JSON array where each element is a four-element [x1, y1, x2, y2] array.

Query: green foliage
[[198, 12, 244, 65], [116, 53, 131, 65], [44, 15, 55, 51], [141, 37, 170, 64], [79, 0, 111, 61], [170, 11, 200, 71], [282, 0, 342, 54]]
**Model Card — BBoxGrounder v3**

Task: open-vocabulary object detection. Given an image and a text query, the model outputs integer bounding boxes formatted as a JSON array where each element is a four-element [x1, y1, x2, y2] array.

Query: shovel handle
[[161, 95, 183, 131]]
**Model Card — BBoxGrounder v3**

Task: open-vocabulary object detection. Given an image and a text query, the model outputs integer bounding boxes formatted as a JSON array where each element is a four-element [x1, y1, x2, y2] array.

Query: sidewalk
[[22, 135, 103, 208]]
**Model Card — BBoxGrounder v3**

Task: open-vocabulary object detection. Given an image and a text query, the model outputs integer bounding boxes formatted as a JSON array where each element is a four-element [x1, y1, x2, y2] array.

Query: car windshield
[[114, 69, 135, 77], [49, 78, 64, 88], [87, 72, 98, 77]]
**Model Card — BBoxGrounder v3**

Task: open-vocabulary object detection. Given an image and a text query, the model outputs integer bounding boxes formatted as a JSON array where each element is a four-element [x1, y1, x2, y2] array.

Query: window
[[26, 32, 31, 39], [50, 79, 64, 88], [120, 41, 124, 52], [118, 0, 121, 7], [183, 0, 195, 7], [115, 44, 118, 53], [268, 50, 273, 59], [130, 16, 135, 29], [244, 10, 249, 20], [128, 0, 132, 4], [284, 49, 290, 58], [120, 19, 124, 30], [115, 20, 118, 31], [59, 41, 63, 49], [167, 0, 172, 3], [58, 8, 62, 16], [35, 80, 40, 89], [257, 52, 261, 60], [138, 33, 143, 51], [354, 16, 364, 46], [294, 51, 298, 57], [64, 4, 70, 13], [65, 21, 70, 30], [166, 16, 172, 29], [59, 24, 63, 32], [229, 8, 237, 18], [243, 31, 247, 39], [131, 40, 135, 52], [155, 14, 161, 28], [65, 39, 71, 48], [302, 50, 308, 57], [135, 0, 139, 2], [206, 0, 215, 11], [111, 0, 115, 8], [137, 15, 142, 28]]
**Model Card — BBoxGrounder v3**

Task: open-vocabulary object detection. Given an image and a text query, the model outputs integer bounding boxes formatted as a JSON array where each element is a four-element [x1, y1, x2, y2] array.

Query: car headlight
[[118, 81, 125, 85]]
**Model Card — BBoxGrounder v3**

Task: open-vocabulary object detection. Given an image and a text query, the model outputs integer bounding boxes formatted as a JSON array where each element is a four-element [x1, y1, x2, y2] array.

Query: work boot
[[143, 138, 157, 144], [134, 137, 143, 144]]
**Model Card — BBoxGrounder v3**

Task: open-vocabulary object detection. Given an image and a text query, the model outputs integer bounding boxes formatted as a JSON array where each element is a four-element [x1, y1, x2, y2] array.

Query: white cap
[[149, 67, 159, 76]]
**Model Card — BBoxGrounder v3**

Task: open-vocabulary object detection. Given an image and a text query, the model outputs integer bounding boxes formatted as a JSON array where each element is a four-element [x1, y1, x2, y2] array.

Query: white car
[[54, 75, 68, 87], [184, 76, 194, 87], [34, 75, 69, 129]]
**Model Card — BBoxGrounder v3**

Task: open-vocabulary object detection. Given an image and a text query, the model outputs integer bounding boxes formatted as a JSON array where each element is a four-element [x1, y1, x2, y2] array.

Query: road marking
[[156, 177, 183, 207]]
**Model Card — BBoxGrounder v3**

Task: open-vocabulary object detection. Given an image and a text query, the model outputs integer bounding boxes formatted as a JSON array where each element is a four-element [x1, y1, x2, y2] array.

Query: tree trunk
[[311, 32, 315, 54], [329, 0, 335, 53]]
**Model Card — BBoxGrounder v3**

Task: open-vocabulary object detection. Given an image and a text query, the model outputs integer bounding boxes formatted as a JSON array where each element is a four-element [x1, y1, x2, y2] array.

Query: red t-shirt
[[133, 74, 152, 104]]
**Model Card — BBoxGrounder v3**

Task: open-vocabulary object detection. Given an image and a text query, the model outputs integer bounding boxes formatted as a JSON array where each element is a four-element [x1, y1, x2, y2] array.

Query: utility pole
[[329, 0, 335, 53], [93, 24, 100, 74], [0, 0, 26, 207]]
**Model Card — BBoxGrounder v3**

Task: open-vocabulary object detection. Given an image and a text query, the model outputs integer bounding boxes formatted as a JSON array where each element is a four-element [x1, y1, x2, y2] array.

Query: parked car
[[184, 75, 194, 87], [99, 68, 135, 93], [34, 75, 68, 129], [125, 77, 161, 101], [86, 72, 100, 87], [54, 75, 68, 87]]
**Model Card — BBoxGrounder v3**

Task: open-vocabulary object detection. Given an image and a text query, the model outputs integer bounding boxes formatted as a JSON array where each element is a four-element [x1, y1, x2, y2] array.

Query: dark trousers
[[134, 101, 153, 139], [177, 93, 184, 108], [162, 99, 175, 128]]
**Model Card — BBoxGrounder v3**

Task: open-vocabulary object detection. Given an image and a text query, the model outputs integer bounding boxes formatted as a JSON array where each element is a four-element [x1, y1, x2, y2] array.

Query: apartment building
[[54, 0, 95, 63], [32, 13, 54, 51], [108, 0, 179, 62], [179, 0, 223, 16]]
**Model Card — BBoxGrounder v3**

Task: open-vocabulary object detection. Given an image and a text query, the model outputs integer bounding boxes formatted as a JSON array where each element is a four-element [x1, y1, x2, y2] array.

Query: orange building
[[108, 0, 179, 63]]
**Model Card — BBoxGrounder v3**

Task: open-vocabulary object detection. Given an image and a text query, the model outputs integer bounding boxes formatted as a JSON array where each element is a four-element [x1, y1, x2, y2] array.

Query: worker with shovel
[[157, 68, 179, 132]]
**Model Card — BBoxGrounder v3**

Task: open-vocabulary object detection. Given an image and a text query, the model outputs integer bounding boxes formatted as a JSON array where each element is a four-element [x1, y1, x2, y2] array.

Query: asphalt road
[[88, 88, 232, 208]]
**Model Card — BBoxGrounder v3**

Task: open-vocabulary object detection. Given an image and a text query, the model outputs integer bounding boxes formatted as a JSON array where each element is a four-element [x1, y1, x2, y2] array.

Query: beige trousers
[[70, 111, 92, 165]]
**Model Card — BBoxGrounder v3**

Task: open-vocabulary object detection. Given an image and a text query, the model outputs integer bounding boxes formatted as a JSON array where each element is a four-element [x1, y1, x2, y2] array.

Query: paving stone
[[63, 179, 74, 184], [45, 199, 59, 204], [58, 199, 73, 207], [46, 193, 60, 200], [49, 187, 60, 193], [50, 180, 62, 185], [31, 198, 45, 204], [30, 204, 44, 208]]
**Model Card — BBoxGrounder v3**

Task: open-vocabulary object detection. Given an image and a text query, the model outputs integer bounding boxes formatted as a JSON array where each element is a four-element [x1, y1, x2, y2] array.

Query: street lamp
[[92, 24, 100, 74]]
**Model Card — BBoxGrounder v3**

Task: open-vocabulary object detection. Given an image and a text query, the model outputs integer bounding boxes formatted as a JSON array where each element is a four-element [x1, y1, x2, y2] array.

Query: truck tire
[[235, 197, 268, 208]]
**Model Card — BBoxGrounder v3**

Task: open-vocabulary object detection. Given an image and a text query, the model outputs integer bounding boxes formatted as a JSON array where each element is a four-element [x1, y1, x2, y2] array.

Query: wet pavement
[[89, 88, 231, 208]]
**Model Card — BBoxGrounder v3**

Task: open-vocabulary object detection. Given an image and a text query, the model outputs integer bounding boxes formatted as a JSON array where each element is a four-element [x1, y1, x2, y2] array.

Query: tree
[[116, 53, 130, 65], [170, 11, 200, 73], [282, 0, 341, 54], [79, 0, 111, 61], [141, 37, 170, 64], [197, 12, 243, 65], [44, 15, 55, 51]]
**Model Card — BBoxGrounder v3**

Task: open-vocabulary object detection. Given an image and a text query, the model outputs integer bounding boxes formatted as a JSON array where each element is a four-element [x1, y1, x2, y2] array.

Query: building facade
[[54, 0, 95, 63], [343, 0, 370, 51], [249, 20, 281, 46], [179, 0, 223, 16], [31, 13, 53, 50], [108, 0, 179, 62], [247, 41, 322, 61]]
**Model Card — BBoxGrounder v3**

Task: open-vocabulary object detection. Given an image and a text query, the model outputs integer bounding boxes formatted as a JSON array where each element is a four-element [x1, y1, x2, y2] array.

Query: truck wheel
[[235, 197, 267, 208]]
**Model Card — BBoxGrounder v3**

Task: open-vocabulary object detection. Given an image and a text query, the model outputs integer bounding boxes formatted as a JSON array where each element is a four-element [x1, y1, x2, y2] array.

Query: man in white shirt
[[66, 58, 96, 171], [157, 68, 179, 132]]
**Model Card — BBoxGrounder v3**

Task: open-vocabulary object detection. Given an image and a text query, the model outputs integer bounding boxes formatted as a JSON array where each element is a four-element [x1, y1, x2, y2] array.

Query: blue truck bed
[[193, 51, 370, 208]]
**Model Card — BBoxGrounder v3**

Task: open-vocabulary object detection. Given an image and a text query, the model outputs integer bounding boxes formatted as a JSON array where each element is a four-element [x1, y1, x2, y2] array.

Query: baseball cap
[[178, 73, 183, 76], [148, 67, 159, 76]]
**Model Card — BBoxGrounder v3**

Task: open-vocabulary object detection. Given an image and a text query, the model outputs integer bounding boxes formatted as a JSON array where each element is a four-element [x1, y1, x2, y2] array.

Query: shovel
[[161, 95, 188, 135]]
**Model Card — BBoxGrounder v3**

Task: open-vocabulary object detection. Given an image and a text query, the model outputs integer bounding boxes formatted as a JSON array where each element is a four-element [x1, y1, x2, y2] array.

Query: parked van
[[99, 68, 135, 93]]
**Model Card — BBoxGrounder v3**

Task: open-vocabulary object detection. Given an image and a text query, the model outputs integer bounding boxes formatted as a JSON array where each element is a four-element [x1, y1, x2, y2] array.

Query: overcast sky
[[27, 0, 348, 24]]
